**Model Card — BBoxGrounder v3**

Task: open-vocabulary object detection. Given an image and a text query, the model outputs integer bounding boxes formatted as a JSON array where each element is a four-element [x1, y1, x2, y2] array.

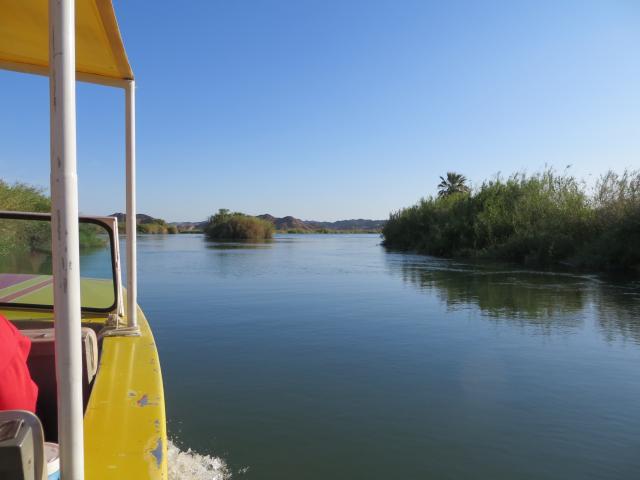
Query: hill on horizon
[[110, 212, 159, 225], [257, 214, 385, 232], [109, 212, 178, 234], [171, 214, 386, 233], [109, 212, 385, 233]]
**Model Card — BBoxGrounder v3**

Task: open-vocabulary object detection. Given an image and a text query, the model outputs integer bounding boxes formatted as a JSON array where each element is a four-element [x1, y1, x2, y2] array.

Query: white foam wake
[[167, 440, 232, 480]]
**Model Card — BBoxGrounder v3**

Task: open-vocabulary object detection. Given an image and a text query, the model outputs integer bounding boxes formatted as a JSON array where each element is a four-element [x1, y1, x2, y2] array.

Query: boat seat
[[23, 327, 98, 442]]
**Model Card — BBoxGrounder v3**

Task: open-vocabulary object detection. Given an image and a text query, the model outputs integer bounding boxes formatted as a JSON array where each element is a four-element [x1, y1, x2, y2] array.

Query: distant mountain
[[110, 212, 159, 225], [169, 221, 208, 232], [109, 212, 179, 233], [306, 219, 386, 231], [258, 214, 385, 232], [257, 214, 313, 231], [109, 213, 206, 232], [108, 213, 385, 233]]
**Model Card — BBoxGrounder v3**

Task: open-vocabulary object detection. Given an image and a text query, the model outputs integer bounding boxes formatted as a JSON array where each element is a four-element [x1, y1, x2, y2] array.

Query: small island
[[205, 209, 274, 240]]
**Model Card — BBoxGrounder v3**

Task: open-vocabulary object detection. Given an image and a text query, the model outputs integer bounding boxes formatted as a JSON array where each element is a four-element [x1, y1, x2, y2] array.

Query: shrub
[[205, 209, 274, 240], [0, 180, 50, 212], [136, 219, 178, 234]]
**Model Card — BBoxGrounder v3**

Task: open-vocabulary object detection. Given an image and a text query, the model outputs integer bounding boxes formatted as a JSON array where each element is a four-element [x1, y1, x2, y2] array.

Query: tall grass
[[382, 170, 640, 272], [205, 209, 274, 240]]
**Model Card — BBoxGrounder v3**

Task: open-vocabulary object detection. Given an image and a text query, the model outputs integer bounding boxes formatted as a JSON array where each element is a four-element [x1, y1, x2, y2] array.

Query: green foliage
[[0, 181, 52, 263], [0, 180, 106, 253], [137, 222, 178, 234], [383, 169, 640, 272], [576, 170, 640, 270], [205, 209, 274, 240], [119, 216, 178, 234], [79, 223, 107, 249], [0, 180, 50, 212]]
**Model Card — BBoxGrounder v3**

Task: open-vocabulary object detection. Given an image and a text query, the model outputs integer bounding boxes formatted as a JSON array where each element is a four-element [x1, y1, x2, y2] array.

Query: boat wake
[[167, 440, 234, 480]]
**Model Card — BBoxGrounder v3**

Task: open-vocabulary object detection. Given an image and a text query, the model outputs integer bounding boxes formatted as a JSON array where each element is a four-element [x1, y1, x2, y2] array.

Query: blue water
[[132, 233, 640, 479]]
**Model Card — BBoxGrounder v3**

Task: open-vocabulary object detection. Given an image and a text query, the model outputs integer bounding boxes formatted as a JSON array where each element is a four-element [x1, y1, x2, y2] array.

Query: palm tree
[[437, 172, 470, 197]]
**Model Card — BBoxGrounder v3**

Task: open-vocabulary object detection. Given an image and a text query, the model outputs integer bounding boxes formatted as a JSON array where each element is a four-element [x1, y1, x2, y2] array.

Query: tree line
[[382, 169, 640, 272]]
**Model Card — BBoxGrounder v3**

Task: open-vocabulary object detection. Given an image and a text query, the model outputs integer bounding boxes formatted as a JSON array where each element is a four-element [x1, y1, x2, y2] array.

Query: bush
[[205, 209, 274, 240], [0, 180, 50, 212], [574, 170, 640, 270], [136, 220, 178, 234], [383, 169, 640, 272]]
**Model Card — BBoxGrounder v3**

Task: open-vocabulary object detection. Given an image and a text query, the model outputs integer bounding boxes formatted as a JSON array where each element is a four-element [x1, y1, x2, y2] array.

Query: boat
[[0, 1, 167, 478]]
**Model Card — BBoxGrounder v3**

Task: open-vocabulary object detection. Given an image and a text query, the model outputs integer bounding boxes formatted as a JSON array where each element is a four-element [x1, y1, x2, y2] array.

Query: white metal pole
[[125, 80, 138, 328], [49, 0, 85, 478]]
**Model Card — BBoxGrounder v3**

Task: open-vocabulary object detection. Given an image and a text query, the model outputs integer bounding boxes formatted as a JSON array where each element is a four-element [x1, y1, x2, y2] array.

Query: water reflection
[[593, 284, 640, 345], [0, 250, 52, 276], [205, 240, 273, 250], [386, 253, 640, 342]]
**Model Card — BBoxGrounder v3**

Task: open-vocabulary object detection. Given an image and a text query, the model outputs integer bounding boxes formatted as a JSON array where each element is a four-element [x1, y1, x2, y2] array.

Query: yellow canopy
[[0, 0, 133, 86]]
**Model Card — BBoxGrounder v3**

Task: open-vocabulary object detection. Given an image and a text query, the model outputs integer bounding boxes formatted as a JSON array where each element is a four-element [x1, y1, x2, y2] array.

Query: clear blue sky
[[1, 0, 639, 222]]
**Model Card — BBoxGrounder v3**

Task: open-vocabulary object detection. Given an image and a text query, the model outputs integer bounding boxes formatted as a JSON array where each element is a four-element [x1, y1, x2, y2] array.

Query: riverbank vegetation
[[122, 221, 178, 234], [1, 180, 106, 251], [383, 170, 640, 272], [113, 213, 178, 234], [137, 220, 178, 234], [205, 209, 274, 240], [0, 180, 50, 212]]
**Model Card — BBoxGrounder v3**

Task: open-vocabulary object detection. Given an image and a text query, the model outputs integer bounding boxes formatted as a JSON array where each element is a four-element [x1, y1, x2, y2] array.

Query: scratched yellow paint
[[84, 306, 168, 479]]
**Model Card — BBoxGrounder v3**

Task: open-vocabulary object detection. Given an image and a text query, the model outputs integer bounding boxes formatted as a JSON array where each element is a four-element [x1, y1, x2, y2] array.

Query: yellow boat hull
[[1, 306, 168, 479], [85, 307, 168, 479]]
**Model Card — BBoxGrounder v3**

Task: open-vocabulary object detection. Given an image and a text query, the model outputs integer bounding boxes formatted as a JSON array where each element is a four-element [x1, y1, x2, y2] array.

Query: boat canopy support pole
[[126, 80, 138, 329], [49, 0, 85, 478]]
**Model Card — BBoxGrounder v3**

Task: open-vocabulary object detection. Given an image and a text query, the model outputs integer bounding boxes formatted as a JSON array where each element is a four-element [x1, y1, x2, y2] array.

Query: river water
[[132, 233, 640, 480]]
